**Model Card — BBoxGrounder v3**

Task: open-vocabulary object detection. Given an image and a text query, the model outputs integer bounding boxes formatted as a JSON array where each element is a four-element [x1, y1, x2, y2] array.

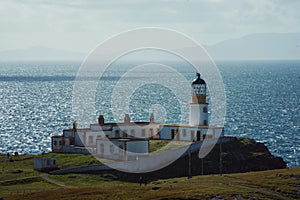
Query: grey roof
[[192, 73, 206, 85]]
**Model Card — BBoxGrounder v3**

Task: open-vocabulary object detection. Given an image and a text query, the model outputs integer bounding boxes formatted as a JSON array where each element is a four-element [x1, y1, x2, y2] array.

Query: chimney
[[124, 114, 130, 124], [150, 113, 154, 123], [98, 115, 104, 126], [72, 121, 77, 132]]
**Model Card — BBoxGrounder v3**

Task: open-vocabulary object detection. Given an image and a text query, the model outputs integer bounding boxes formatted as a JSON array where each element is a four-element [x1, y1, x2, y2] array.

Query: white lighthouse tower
[[189, 73, 208, 126]]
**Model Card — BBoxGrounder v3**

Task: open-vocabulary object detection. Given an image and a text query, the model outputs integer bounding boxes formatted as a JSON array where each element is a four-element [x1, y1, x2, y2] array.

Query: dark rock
[[151, 186, 160, 190], [11, 169, 22, 174], [232, 195, 244, 200], [103, 173, 118, 180], [211, 195, 224, 200]]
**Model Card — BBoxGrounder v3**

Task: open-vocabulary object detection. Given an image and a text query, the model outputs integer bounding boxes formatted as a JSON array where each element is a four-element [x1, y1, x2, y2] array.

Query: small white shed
[[34, 157, 57, 171]]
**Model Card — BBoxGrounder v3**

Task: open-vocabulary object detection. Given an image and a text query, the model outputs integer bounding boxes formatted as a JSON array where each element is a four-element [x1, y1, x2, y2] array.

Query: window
[[59, 141, 62, 145], [171, 129, 175, 139], [115, 130, 120, 138], [203, 120, 208, 126], [191, 130, 195, 141], [110, 144, 114, 153], [88, 136, 93, 145], [176, 129, 179, 140], [197, 131, 201, 141], [54, 141, 57, 146], [203, 107, 207, 113], [182, 129, 187, 137], [130, 129, 135, 137], [53, 160, 56, 165]]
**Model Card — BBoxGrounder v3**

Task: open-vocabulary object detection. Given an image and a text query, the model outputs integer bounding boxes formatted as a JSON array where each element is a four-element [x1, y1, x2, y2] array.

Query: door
[[196, 131, 201, 141]]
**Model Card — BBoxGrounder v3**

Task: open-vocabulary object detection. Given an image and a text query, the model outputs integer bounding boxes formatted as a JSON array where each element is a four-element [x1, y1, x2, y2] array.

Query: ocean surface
[[0, 60, 299, 167]]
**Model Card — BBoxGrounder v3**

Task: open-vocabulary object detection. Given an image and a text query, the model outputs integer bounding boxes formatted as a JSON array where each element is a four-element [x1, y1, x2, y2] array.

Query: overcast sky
[[1, 0, 299, 52]]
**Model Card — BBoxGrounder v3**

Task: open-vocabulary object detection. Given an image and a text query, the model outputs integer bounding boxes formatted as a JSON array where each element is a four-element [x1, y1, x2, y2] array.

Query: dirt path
[[227, 182, 291, 200], [40, 173, 71, 188]]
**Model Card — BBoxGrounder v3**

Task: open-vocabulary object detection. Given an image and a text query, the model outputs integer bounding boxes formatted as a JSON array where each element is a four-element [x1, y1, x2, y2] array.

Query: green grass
[[0, 155, 39, 182], [48, 173, 136, 187], [1, 153, 299, 200], [3, 181, 283, 200], [45, 153, 101, 168], [149, 140, 191, 153], [149, 140, 169, 152], [151, 167, 300, 199], [0, 178, 59, 197], [0, 153, 100, 182]]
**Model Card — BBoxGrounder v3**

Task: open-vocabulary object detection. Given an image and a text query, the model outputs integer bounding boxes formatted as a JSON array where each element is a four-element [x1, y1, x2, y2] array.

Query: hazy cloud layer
[[0, 0, 299, 52]]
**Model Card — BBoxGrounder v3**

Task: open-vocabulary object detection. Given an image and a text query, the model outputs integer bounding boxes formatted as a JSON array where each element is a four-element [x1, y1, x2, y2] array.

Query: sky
[[0, 0, 300, 52]]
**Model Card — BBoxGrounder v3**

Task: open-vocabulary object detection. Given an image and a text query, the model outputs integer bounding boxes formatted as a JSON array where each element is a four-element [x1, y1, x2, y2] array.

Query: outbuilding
[[34, 157, 57, 171]]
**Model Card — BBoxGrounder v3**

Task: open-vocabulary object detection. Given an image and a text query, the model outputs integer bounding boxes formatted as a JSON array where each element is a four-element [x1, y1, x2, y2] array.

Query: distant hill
[[205, 33, 300, 60], [0, 46, 85, 61], [0, 33, 299, 61]]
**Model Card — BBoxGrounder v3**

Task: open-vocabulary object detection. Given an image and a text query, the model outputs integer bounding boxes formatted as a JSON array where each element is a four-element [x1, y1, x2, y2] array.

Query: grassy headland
[[0, 152, 299, 199]]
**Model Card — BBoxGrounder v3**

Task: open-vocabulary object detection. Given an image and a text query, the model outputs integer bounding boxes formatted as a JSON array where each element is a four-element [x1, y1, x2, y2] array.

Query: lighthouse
[[189, 73, 208, 126]]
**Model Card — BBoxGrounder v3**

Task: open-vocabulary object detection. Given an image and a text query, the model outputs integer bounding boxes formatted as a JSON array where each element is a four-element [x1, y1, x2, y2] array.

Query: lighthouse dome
[[192, 73, 206, 85]]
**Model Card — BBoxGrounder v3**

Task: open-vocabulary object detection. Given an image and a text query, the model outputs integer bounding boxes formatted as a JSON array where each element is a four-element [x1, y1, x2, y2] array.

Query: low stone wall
[[50, 164, 111, 175], [62, 145, 95, 155]]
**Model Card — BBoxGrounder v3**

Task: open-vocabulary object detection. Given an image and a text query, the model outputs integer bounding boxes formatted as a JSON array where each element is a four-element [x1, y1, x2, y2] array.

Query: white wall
[[75, 130, 112, 147], [126, 140, 148, 154], [96, 139, 125, 159], [34, 158, 57, 170], [63, 130, 73, 137], [189, 104, 208, 126], [159, 125, 221, 141], [64, 137, 70, 146], [114, 124, 160, 139], [52, 137, 63, 152], [75, 131, 85, 146], [90, 124, 112, 131], [96, 139, 149, 160]]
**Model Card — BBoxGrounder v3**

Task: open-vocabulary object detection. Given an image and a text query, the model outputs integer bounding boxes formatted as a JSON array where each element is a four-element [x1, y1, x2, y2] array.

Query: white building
[[52, 114, 160, 159], [34, 157, 57, 171], [96, 138, 149, 160], [159, 73, 223, 141], [159, 124, 223, 141], [51, 73, 224, 160]]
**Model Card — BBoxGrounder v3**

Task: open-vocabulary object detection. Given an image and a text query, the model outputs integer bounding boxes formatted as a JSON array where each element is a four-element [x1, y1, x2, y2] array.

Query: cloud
[[0, 0, 299, 51]]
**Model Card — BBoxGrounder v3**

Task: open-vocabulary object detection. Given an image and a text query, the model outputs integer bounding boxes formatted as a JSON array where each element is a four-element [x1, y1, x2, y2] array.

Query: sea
[[0, 59, 299, 167]]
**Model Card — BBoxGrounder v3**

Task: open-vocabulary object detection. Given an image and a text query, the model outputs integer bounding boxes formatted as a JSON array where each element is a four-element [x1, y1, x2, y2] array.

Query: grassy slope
[[1, 153, 299, 199], [0, 153, 99, 197]]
